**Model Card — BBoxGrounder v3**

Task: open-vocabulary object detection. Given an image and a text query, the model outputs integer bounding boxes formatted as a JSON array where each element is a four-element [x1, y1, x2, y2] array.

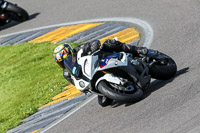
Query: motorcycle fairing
[[97, 52, 128, 71], [71, 76, 90, 92], [100, 53, 121, 68], [74, 51, 129, 92], [95, 73, 124, 88]]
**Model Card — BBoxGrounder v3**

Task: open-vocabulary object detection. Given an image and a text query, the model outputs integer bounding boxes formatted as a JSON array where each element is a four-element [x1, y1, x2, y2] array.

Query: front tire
[[97, 81, 143, 102]]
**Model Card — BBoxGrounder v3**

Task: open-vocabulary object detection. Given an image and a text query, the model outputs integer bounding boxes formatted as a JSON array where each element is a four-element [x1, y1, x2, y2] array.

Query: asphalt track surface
[[2, 0, 200, 133]]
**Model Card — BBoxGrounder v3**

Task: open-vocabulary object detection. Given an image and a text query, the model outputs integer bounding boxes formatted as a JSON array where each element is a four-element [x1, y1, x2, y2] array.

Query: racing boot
[[122, 43, 148, 56], [102, 39, 148, 56]]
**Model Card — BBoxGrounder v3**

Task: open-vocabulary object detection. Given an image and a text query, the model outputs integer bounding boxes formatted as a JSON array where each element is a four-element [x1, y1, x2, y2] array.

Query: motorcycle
[[63, 44, 177, 107], [0, 0, 29, 26]]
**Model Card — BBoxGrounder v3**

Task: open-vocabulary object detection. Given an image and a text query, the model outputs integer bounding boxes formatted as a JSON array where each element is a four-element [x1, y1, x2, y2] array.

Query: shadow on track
[[110, 67, 190, 108], [0, 13, 40, 31]]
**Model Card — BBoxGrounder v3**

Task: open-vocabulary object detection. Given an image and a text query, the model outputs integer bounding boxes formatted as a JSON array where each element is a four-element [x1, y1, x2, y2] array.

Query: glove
[[90, 40, 100, 53], [106, 39, 117, 44], [137, 47, 148, 55]]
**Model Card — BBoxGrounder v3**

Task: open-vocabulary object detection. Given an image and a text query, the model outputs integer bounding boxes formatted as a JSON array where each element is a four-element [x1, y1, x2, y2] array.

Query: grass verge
[[0, 42, 79, 133]]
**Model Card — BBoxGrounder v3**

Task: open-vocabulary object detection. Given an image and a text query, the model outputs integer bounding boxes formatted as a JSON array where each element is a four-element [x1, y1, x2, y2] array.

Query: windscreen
[[63, 53, 77, 74]]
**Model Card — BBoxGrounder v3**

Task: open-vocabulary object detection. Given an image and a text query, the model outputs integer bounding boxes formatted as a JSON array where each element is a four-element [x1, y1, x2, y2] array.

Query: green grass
[[0, 42, 80, 133]]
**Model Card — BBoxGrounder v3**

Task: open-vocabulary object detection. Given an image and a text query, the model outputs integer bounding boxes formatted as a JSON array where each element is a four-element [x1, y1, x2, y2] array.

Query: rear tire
[[6, 3, 29, 22], [97, 81, 143, 102], [98, 95, 113, 107], [149, 54, 177, 80]]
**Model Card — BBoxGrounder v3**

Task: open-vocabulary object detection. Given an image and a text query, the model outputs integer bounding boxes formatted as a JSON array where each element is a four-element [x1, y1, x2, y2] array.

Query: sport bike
[[64, 46, 177, 107], [0, 0, 29, 26]]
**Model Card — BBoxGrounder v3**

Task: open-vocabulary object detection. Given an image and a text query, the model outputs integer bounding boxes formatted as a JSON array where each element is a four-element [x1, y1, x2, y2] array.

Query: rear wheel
[[97, 81, 143, 102], [98, 95, 113, 107], [149, 54, 177, 80]]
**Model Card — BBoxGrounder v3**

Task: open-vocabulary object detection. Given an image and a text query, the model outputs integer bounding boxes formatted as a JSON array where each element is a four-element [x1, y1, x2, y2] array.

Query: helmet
[[54, 43, 72, 68]]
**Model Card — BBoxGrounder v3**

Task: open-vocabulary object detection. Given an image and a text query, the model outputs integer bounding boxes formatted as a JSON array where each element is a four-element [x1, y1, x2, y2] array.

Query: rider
[[54, 39, 148, 85]]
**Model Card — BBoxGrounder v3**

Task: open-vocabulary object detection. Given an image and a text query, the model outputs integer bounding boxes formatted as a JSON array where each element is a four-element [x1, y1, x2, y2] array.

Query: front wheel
[[97, 81, 143, 102], [149, 53, 177, 80]]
